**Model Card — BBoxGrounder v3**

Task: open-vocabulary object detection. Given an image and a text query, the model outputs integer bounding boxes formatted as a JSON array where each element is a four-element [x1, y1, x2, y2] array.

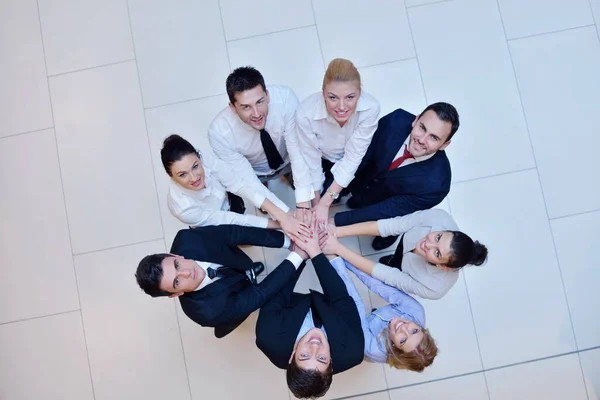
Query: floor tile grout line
[[35, 2, 96, 398], [172, 300, 194, 400], [549, 208, 600, 221], [578, 345, 600, 354], [507, 23, 596, 42], [358, 56, 418, 70], [498, 1, 589, 398], [217, 0, 233, 72], [586, 0, 600, 44], [332, 345, 600, 400], [144, 92, 226, 111], [125, 0, 169, 260], [0, 309, 81, 326], [309, 0, 327, 71], [406, 0, 453, 9], [452, 166, 537, 185], [225, 23, 316, 44], [125, 3, 193, 398], [72, 237, 165, 257], [0, 126, 55, 140], [404, 0, 430, 106], [461, 271, 492, 400], [576, 351, 591, 400], [47, 59, 136, 79], [380, 363, 392, 400]]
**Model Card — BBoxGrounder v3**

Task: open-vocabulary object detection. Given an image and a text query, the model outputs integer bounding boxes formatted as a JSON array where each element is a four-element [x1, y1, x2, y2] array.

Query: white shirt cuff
[[295, 186, 315, 203], [286, 252, 304, 269], [282, 234, 291, 249], [249, 192, 267, 209], [331, 163, 353, 188]]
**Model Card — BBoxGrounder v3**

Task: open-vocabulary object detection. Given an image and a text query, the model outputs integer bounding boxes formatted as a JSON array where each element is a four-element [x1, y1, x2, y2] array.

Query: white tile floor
[[0, 0, 599, 399]]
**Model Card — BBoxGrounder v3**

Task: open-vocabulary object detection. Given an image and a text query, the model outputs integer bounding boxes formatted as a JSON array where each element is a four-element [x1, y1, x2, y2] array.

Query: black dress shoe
[[372, 235, 398, 251], [245, 262, 265, 285]]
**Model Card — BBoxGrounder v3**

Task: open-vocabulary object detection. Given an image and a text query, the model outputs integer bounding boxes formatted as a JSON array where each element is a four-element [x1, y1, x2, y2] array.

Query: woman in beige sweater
[[324, 209, 488, 300]]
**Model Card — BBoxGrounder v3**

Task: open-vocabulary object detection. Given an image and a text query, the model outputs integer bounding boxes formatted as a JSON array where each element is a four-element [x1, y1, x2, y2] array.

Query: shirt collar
[[230, 107, 259, 133], [193, 261, 215, 291]]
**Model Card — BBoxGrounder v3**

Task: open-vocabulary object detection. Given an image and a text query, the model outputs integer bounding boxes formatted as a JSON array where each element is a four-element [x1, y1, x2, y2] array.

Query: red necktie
[[388, 145, 414, 171]]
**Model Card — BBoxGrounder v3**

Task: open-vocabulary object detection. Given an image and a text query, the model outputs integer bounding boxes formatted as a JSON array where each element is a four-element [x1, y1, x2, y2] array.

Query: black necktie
[[312, 306, 323, 329], [206, 266, 237, 279], [260, 129, 284, 170]]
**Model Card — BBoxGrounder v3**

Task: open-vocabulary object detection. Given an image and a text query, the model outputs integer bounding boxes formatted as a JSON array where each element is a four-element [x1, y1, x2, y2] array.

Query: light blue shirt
[[343, 262, 426, 363], [295, 308, 328, 342]]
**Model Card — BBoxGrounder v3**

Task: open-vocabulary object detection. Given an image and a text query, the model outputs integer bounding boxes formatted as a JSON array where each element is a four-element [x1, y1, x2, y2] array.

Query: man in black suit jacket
[[334, 102, 459, 250], [135, 225, 304, 338], [255, 218, 364, 399]]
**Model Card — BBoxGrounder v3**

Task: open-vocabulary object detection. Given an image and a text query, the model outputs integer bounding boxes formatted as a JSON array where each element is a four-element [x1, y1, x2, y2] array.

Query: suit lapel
[[380, 129, 410, 175]]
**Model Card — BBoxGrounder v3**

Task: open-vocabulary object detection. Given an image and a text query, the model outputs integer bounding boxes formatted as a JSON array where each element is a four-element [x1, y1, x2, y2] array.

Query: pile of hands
[[285, 208, 342, 261]]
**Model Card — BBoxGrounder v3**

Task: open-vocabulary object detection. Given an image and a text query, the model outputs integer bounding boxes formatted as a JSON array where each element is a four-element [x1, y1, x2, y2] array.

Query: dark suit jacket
[[171, 225, 296, 338], [255, 254, 364, 374], [335, 108, 451, 226]]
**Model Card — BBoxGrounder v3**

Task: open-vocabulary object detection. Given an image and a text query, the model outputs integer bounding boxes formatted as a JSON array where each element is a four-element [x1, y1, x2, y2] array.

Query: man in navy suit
[[333, 102, 459, 250], [135, 225, 303, 338]]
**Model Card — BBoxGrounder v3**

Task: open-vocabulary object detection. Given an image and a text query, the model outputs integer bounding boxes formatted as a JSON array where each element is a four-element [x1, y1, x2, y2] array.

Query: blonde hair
[[379, 327, 438, 372], [322, 58, 361, 90]]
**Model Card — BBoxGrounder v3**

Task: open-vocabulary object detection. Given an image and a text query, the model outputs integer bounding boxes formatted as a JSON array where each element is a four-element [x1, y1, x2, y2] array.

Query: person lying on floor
[[135, 224, 310, 338], [327, 209, 488, 300]]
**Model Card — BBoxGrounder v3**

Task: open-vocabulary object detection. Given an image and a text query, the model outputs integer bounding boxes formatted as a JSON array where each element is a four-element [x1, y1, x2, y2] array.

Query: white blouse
[[167, 150, 290, 228], [293, 91, 380, 202]]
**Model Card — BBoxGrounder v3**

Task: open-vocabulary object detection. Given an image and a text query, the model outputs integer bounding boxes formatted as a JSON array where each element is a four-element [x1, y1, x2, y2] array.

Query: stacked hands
[[287, 208, 341, 261]]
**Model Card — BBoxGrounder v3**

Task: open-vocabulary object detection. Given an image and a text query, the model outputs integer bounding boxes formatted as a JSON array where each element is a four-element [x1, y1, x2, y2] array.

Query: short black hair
[[160, 134, 199, 176], [226, 66, 266, 104], [446, 231, 488, 269], [420, 102, 460, 141], [135, 253, 172, 297], [286, 358, 333, 399]]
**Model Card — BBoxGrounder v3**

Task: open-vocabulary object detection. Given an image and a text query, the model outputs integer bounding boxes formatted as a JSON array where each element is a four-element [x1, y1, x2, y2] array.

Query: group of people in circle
[[134, 58, 488, 399]]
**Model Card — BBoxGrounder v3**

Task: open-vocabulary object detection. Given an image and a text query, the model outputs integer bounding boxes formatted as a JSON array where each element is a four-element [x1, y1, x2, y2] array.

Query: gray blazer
[[373, 209, 460, 300]]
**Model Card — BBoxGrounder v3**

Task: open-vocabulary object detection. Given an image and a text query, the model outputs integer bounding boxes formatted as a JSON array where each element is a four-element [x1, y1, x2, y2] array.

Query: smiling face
[[158, 255, 205, 297], [229, 85, 269, 130], [323, 80, 360, 127], [413, 231, 454, 266], [407, 110, 453, 157], [289, 328, 331, 373], [169, 153, 206, 191], [388, 317, 424, 352]]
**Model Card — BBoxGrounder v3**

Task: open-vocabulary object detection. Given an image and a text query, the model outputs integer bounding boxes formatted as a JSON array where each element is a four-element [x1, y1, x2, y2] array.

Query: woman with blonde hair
[[291, 58, 380, 224], [322, 234, 438, 371]]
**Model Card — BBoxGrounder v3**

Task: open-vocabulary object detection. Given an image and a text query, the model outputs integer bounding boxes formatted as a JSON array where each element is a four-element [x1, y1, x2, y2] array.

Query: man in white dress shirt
[[208, 66, 307, 188]]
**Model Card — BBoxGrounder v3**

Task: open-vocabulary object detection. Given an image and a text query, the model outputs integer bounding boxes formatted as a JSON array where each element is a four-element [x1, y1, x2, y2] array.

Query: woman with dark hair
[[161, 134, 310, 240], [324, 209, 488, 300]]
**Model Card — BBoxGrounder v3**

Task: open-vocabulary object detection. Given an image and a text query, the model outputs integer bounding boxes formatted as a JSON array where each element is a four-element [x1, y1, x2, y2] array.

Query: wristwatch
[[327, 189, 340, 200]]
